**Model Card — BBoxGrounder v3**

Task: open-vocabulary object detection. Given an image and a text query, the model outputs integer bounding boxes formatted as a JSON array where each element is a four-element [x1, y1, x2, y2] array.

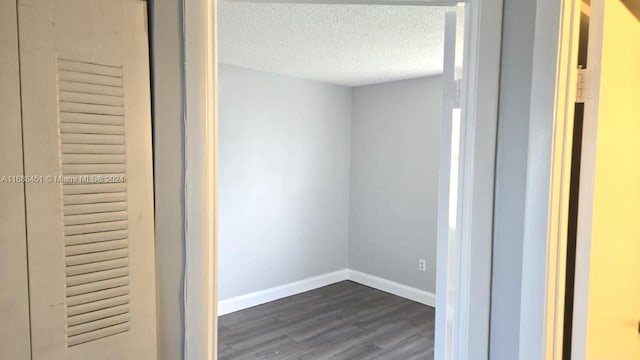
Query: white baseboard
[[347, 269, 436, 307], [217, 268, 436, 316], [217, 269, 348, 316]]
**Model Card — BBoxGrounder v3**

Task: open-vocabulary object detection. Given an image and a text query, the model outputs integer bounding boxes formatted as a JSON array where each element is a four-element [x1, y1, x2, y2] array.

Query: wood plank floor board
[[218, 280, 434, 359], [330, 344, 384, 360], [360, 320, 420, 349], [219, 335, 295, 360], [218, 318, 288, 347], [229, 309, 353, 351], [352, 301, 418, 329], [371, 332, 434, 360], [220, 291, 326, 327]]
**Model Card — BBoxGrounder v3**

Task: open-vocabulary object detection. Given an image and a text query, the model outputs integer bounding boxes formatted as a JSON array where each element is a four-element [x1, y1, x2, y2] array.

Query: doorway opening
[[215, 2, 466, 358], [180, 0, 503, 357]]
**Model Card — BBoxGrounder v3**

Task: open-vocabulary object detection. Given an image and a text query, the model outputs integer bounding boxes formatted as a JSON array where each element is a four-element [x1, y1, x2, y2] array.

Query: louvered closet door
[[17, 0, 157, 359]]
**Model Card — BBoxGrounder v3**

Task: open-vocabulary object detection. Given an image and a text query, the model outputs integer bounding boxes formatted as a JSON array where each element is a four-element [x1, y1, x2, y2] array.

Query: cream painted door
[[576, 0, 640, 359], [0, 0, 31, 359], [17, 0, 157, 359]]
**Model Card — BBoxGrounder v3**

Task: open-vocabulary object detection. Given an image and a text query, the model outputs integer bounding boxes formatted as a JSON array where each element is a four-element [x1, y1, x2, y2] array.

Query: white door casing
[[435, 9, 465, 360], [18, 0, 158, 358]]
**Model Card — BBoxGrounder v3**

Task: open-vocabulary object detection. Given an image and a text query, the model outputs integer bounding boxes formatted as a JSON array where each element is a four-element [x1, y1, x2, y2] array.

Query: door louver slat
[[63, 202, 127, 216], [64, 230, 129, 247], [60, 112, 125, 125], [60, 123, 126, 135], [63, 192, 128, 205], [66, 267, 129, 287], [66, 286, 130, 307], [66, 313, 130, 337], [66, 323, 130, 347], [58, 93, 125, 107], [65, 240, 129, 258], [65, 258, 129, 277], [67, 304, 130, 327], [66, 295, 129, 317], [64, 211, 128, 226]]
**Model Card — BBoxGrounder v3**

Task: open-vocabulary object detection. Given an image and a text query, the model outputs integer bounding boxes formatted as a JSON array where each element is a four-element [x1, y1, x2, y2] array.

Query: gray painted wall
[[218, 65, 352, 300], [149, 1, 185, 359], [490, 0, 537, 358], [349, 76, 442, 293]]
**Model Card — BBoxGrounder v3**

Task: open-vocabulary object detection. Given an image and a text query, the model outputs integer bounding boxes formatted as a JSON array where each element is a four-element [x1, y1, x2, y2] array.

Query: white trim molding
[[218, 270, 348, 316], [348, 270, 437, 307], [183, 0, 217, 359], [218, 269, 436, 316], [434, 1, 503, 359]]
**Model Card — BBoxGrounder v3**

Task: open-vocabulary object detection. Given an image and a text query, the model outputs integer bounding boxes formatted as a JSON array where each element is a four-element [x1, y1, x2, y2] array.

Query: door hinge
[[576, 66, 587, 104]]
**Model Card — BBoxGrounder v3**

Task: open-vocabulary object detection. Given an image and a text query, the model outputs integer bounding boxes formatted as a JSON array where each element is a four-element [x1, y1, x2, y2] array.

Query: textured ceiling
[[218, 3, 456, 86]]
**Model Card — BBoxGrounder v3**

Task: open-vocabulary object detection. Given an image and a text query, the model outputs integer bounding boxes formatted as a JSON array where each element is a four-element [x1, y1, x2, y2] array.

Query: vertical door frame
[[181, 0, 503, 359], [569, 0, 601, 358], [183, 0, 218, 359], [518, 0, 585, 358], [436, 10, 460, 360]]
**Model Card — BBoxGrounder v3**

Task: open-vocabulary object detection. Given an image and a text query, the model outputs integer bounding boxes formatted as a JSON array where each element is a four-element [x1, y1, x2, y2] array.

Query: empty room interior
[[217, 3, 463, 359]]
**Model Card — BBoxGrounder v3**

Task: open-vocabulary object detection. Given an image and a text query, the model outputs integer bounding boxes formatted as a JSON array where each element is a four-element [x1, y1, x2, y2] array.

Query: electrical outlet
[[418, 259, 426, 272]]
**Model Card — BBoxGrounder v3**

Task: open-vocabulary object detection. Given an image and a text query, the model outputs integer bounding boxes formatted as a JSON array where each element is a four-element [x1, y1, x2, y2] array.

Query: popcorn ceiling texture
[[218, 3, 456, 86]]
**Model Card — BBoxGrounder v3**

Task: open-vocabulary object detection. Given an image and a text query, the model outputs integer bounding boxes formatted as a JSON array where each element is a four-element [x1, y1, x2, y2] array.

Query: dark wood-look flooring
[[218, 281, 435, 360]]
